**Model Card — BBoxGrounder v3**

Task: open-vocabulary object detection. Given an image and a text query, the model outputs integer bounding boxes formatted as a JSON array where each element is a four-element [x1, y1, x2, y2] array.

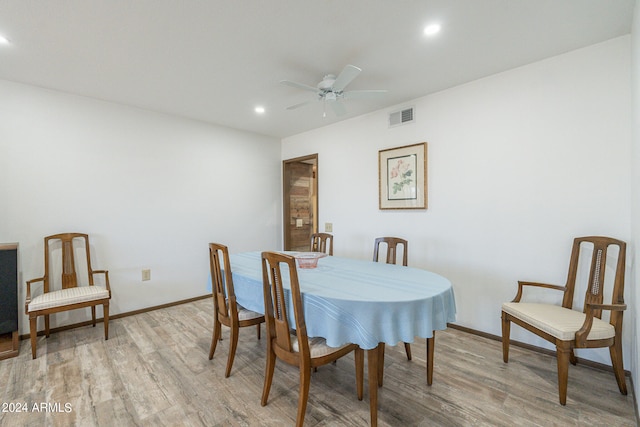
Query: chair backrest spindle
[[262, 252, 309, 357], [44, 233, 94, 291], [561, 236, 626, 321], [209, 244, 233, 319]]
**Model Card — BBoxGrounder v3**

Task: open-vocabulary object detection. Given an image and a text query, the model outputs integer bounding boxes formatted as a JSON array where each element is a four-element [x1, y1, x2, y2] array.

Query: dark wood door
[[283, 155, 318, 251]]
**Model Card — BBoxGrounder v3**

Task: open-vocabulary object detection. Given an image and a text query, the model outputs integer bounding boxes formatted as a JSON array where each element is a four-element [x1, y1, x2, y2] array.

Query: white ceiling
[[0, 1, 634, 139]]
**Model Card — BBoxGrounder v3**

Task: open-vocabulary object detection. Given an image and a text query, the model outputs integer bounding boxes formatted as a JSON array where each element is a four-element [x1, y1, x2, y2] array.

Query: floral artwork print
[[387, 154, 417, 200], [379, 142, 426, 209]]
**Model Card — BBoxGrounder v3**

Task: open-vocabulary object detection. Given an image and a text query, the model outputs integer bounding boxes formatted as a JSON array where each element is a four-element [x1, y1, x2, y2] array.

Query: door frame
[[282, 154, 318, 251]]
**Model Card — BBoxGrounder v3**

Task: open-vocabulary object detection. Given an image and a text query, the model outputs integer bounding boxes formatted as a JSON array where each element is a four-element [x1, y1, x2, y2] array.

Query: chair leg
[[29, 315, 37, 360], [610, 340, 628, 395], [225, 325, 239, 378], [556, 342, 571, 405], [355, 347, 364, 401], [208, 320, 221, 360], [501, 312, 510, 363], [91, 306, 97, 327], [44, 314, 50, 338], [296, 362, 311, 427], [570, 350, 577, 366], [103, 303, 110, 340], [261, 347, 276, 406], [404, 342, 412, 360], [426, 333, 435, 386]]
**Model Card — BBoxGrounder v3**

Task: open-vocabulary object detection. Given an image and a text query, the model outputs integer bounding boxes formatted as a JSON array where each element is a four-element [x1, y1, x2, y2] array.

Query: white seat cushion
[[502, 302, 615, 341], [237, 305, 263, 321], [28, 286, 110, 312], [291, 335, 352, 358]]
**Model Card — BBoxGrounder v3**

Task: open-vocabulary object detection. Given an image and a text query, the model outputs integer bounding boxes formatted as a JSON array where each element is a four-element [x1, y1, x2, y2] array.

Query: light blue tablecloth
[[227, 251, 456, 350]]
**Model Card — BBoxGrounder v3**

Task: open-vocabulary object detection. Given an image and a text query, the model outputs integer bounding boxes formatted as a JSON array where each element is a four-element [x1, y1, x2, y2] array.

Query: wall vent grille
[[389, 107, 414, 127]]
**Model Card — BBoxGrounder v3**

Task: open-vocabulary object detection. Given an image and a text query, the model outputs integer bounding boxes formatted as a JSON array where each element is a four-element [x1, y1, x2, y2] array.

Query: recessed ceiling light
[[254, 106, 265, 114], [423, 24, 441, 36], [0, 35, 10, 45]]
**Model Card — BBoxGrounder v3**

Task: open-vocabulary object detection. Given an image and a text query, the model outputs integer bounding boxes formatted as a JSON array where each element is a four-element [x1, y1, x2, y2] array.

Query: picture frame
[[379, 142, 427, 210]]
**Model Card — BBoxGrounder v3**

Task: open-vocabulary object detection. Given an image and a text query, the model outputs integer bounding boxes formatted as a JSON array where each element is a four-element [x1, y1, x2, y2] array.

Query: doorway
[[283, 154, 318, 251]]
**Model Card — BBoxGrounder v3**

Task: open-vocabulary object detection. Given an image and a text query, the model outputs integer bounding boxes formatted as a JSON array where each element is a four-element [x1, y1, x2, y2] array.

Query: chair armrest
[[25, 277, 45, 314], [91, 270, 111, 292], [586, 303, 627, 312], [575, 303, 627, 346], [511, 281, 566, 302]]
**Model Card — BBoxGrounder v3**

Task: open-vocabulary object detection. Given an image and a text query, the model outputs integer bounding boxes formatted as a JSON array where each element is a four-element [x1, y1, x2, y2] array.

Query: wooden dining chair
[[373, 237, 412, 361], [208, 243, 265, 377], [25, 233, 111, 359], [502, 236, 627, 405], [260, 251, 363, 427], [373, 236, 408, 267], [310, 232, 333, 255]]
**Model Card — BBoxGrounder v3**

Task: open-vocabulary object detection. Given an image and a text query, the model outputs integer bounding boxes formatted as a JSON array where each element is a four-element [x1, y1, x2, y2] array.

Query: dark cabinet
[[0, 243, 19, 359]]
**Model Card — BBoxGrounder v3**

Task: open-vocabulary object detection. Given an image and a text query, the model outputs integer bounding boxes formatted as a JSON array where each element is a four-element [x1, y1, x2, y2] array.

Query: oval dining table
[[226, 251, 457, 426]]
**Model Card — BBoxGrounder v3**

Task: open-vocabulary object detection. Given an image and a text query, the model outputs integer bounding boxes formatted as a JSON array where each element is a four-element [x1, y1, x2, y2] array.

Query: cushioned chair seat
[[237, 305, 264, 321], [28, 286, 109, 312], [291, 336, 353, 358], [502, 302, 615, 341]]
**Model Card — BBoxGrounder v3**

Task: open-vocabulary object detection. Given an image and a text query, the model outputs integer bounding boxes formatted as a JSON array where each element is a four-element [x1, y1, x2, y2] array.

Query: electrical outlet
[[142, 268, 151, 281], [325, 222, 333, 232]]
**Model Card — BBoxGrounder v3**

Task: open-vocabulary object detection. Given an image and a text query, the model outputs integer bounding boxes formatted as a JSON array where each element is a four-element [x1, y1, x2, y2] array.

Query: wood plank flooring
[[0, 299, 636, 426]]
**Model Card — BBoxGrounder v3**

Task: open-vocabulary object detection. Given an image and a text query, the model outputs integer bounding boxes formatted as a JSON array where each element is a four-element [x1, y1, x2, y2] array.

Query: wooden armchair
[[310, 232, 333, 255], [502, 236, 627, 405], [25, 233, 111, 359], [260, 251, 363, 427], [373, 237, 412, 361], [208, 243, 264, 377]]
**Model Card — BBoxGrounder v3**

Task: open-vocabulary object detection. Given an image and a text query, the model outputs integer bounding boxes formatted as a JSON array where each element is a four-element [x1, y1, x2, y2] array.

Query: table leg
[[377, 343, 385, 387], [367, 346, 379, 427], [426, 332, 435, 385]]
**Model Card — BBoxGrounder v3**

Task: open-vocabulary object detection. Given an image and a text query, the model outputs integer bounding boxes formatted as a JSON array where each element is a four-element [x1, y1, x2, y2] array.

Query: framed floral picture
[[379, 142, 427, 209]]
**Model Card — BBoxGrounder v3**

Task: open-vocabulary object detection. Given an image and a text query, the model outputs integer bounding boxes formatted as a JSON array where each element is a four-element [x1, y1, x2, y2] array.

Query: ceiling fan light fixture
[[423, 23, 441, 36], [280, 64, 386, 117]]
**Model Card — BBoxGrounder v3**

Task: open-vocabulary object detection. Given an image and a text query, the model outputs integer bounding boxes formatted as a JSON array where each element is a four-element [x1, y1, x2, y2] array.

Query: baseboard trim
[[446, 322, 631, 377], [19, 294, 212, 341]]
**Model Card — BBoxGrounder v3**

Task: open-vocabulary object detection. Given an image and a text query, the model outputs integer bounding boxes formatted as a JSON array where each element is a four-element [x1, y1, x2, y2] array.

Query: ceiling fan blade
[[286, 100, 315, 110], [280, 80, 319, 93], [332, 65, 361, 92], [344, 89, 388, 99], [330, 100, 348, 117]]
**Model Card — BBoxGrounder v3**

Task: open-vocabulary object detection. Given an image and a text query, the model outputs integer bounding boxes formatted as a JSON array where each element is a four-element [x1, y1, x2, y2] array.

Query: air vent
[[389, 107, 414, 127]]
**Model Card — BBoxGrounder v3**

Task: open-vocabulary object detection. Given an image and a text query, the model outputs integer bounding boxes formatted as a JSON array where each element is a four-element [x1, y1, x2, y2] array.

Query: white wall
[[630, 0, 640, 414], [0, 80, 282, 334], [282, 36, 632, 367]]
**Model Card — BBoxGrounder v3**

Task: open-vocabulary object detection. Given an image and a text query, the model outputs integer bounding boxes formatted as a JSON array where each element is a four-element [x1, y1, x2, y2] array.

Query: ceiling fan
[[280, 64, 387, 117]]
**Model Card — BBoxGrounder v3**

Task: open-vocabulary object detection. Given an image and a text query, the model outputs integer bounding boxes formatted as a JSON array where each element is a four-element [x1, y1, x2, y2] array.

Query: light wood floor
[[0, 299, 636, 426]]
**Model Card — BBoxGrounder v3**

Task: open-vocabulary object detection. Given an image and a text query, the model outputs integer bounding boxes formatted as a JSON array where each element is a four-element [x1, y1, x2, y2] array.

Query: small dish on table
[[292, 252, 328, 269]]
